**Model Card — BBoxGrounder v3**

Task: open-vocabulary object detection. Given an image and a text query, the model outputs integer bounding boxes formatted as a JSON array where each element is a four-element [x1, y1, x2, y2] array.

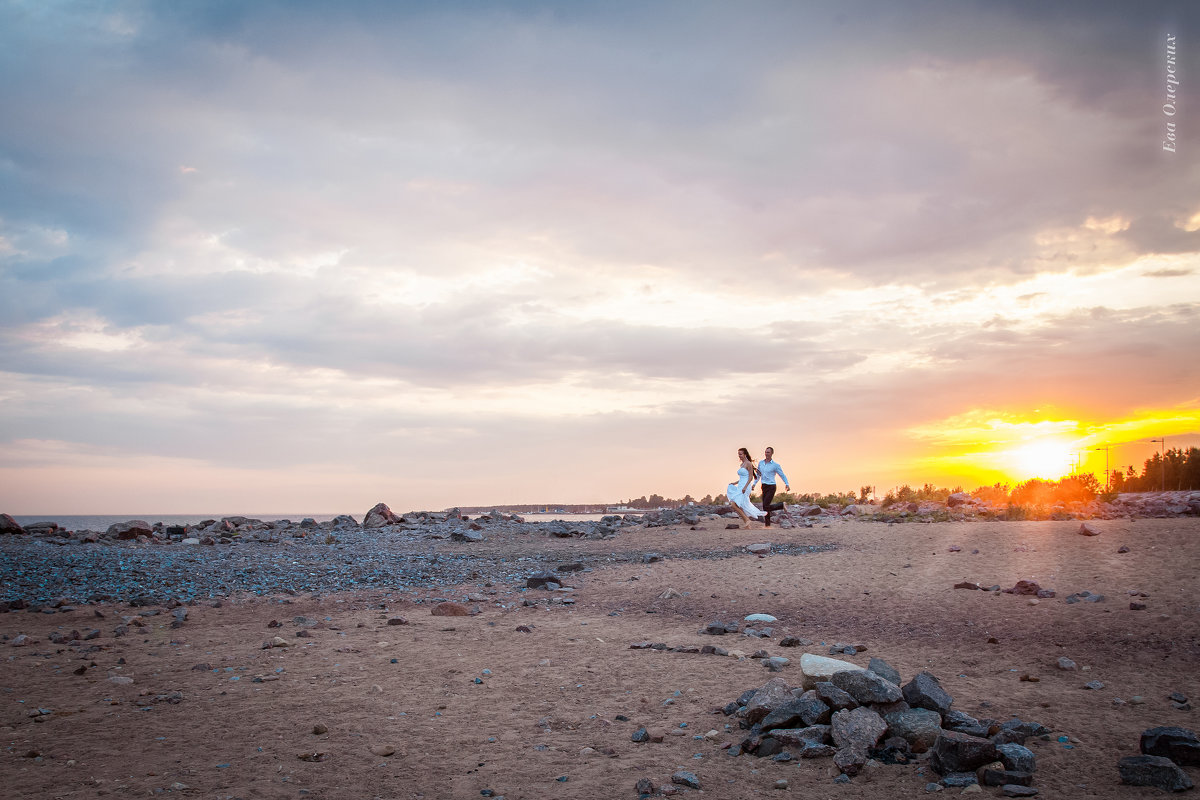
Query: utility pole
[[1092, 445, 1110, 490], [1149, 437, 1165, 491]]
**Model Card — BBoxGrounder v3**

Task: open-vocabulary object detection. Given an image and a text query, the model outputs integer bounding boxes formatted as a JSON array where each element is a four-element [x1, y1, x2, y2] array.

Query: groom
[[759, 446, 790, 527]]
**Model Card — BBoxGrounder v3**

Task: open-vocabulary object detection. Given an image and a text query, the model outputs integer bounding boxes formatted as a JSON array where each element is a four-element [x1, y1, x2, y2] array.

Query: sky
[[1, 0, 1198, 514]]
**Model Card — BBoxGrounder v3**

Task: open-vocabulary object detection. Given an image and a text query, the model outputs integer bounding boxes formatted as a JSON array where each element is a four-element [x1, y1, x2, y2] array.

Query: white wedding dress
[[727, 466, 767, 519]]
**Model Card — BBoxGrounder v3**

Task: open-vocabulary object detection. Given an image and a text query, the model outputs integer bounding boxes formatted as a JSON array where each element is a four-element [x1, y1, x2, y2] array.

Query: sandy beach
[[2, 515, 1198, 799]]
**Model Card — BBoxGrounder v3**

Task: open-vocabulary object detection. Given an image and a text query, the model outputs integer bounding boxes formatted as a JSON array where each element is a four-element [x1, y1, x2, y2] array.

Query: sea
[[10, 511, 616, 532]]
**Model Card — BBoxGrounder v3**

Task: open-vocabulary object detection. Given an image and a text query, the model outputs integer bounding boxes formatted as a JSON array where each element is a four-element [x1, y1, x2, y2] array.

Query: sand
[[2, 516, 1197, 799]]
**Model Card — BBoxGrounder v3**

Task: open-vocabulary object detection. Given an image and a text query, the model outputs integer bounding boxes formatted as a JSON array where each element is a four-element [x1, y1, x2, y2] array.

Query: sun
[[1006, 440, 1075, 480]]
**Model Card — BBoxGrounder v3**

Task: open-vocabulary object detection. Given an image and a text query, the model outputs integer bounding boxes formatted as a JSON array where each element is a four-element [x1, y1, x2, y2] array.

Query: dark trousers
[[761, 484, 785, 524]]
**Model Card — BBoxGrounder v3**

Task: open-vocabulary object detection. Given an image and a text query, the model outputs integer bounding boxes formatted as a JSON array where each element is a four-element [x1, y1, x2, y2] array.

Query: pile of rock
[[721, 653, 1046, 793], [1108, 491, 1200, 518], [1119, 726, 1198, 791]]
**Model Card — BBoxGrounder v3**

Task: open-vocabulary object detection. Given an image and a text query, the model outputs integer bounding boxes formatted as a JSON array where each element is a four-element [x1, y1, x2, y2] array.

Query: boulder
[[815, 681, 859, 711], [451, 528, 483, 543], [831, 668, 903, 704], [831, 706, 888, 753], [1118, 755, 1194, 791], [903, 671, 954, 716], [362, 503, 401, 528], [1140, 726, 1200, 766], [947, 492, 970, 507], [526, 571, 561, 590], [0, 513, 25, 534], [106, 520, 153, 540], [761, 692, 831, 731], [798, 653, 862, 690], [743, 678, 794, 725], [868, 656, 902, 686], [996, 742, 1037, 773], [885, 708, 943, 753], [931, 731, 998, 775]]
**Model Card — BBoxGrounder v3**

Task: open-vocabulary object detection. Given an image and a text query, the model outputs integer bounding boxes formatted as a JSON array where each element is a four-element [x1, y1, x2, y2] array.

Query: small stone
[[1084, 680, 1104, 690], [1077, 523, 1100, 536], [271, 636, 290, 648], [774, 779, 788, 789], [108, 675, 134, 685], [312, 724, 328, 735], [386, 617, 408, 626], [1056, 657, 1076, 671], [369, 744, 396, 757], [1130, 602, 1147, 611], [671, 770, 701, 789]]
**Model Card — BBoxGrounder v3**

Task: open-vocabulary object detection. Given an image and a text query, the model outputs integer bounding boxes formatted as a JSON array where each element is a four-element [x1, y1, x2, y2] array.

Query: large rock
[[885, 708, 943, 753], [947, 492, 970, 507], [799, 653, 861, 690], [1118, 755, 1194, 791], [760, 692, 831, 731], [996, 742, 1037, 773], [831, 668, 903, 704], [362, 503, 401, 528], [743, 678, 794, 724], [815, 681, 859, 711], [106, 520, 153, 540], [831, 706, 888, 752], [867, 656, 902, 686], [0, 513, 25, 534], [770, 725, 832, 747], [931, 730, 998, 774], [1141, 726, 1200, 766], [903, 671, 954, 716]]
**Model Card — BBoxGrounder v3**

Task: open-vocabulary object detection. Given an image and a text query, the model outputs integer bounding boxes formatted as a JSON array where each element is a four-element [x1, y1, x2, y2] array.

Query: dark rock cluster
[[721, 659, 1049, 793], [1118, 726, 1199, 791]]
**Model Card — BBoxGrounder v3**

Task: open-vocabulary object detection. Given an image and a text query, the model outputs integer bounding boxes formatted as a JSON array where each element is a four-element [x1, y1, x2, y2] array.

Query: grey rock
[[526, 571, 560, 589], [931, 730, 998, 775], [941, 772, 979, 787], [1056, 657, 1077, 670], [761, 693, 832, 731], [868, 656, 902, 686], [1119, 755, 1193, 791], [1000, 785, 1039, 797], [885, 708, 944, 753], [981, 769, 1033, 787], [771, 725, 832, 747], [0, 513, 25, 535], [831, 706, 888, 753], [996, 743, 1036, 772], [744, 678, 795, 724], [362, 502, 401, 528], [903, 671, 954, 716], [106, 520, 153, 540], [943, 710, 990, 738], [671, 770, 701, 789], [815, 681, 859, 711], [831, 668, 902, 704], [1140, 726, 1200, 766]]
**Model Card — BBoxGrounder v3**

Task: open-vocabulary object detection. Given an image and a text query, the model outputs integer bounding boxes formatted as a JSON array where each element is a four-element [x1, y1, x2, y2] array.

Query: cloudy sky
[[2, 0, 1198, 514]]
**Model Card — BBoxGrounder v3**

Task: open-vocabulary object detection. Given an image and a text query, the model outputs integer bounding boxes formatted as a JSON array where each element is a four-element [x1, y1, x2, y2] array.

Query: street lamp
[[1149, 437, 1165, 491], [1092, 446, 1110, 490]]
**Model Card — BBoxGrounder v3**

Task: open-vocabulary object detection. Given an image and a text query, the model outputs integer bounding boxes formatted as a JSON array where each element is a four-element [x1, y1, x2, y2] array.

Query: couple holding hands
[[726, 446, 792, 529]]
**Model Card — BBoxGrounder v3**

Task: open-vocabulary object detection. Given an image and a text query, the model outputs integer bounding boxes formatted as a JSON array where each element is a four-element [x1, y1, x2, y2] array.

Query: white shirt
[[758, 459, 789, 486]]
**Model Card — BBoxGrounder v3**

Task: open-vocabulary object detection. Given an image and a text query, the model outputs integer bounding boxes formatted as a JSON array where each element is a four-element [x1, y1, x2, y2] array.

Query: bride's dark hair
[[738, 446, 759, 478]]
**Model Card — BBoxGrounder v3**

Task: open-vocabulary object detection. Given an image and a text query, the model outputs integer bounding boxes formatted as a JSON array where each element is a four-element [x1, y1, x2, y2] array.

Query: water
[[10, 511, 624, 532], [10, 514, 344, 532]]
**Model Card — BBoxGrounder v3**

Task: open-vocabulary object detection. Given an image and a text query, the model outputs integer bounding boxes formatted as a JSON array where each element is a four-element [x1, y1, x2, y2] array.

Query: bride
[[727, 447, 767, 528]]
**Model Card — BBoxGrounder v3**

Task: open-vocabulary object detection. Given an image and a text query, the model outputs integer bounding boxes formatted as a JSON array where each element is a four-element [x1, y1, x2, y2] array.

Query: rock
[[885, 708, 944, 753], [831, 668, 903, 704], [1000, 785, 1039, 797], [867, 656, 902, 686], [658, 588, 683, 600], [362, 503, 401, 529], [108, 675, 134, 685], [386, 617, 409, 626], [815, 681, 859, 711], [106, 520, 153, 540], [1078, 523, 1100, 536], [745, 613, 778, 623], [942, 772, 979, 787], [764, 657, 789, 672], [982, 768, 1033, 787], [312, 724, 328, 735], [369, 744, 396, 757], [996, 743, 1036, 772], [1140, 726, 1200, 766], [744, 678, 795, 724], [451, 528, 483, 543], [526, 572, 561, 590], [431, 602, 472, 617], [931, 731, 998, 775], [1118, 755, 1193, 791], [1003, 580, 1045, 596], [1056, 657, 1077, 671], [903, 671, 954, 716], [798, 653, 862, 690], [831, 706, 888, 753], [747, 543, 771, 554], [761, 692, 832, 731], [0, 513, 25, 534], [271, 636, 291, 647], [947, 493, 970, 507], [834, 746, 870, 776], [671, 770, 701, 789], [771, 725, 832, 748]]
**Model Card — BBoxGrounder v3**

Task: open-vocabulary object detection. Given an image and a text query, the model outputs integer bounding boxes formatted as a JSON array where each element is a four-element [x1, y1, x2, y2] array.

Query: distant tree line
[[1109, 447, 1200, 492]]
